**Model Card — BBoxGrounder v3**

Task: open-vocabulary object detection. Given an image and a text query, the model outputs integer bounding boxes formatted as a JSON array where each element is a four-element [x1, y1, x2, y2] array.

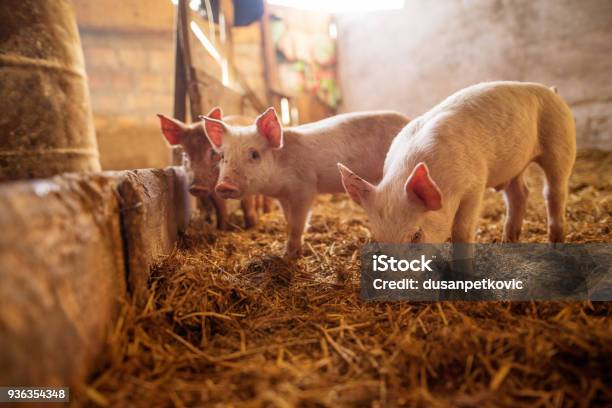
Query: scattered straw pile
[[80, 151, 611, 407]]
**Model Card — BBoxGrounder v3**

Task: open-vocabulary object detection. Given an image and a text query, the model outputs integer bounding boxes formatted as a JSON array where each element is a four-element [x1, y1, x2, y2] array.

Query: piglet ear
[[206, 106, 223, 120], [157, 114, 185, 145], [256, 107, 283, 148], [405, 162, 442, 211], [201, 117, 226, 151], [338, 163, 375, 206]]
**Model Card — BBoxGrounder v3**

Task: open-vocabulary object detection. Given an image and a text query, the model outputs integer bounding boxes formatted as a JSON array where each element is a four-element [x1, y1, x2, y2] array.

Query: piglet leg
[[263, 197, 275, 213], [543, 171, 570, 243], [280, 195, 314, 259], [502, 173, 529, 243], [241, 195, 258, 229], [450, 191, 484, 281], [255, 195, 263, 214], [211, 192, 229, 230], [452, 191, 484, 244]]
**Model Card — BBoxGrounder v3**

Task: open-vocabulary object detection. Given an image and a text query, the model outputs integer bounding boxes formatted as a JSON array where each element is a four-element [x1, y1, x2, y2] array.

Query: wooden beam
[[177, 0, 202, 120], [234, 68, 267, 113], [192, 67, 244, 114]]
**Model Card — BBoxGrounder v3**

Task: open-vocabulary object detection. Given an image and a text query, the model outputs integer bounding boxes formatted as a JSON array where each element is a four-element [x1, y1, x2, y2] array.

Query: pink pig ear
[[338, 163, 375, 206], [405, 162, 442, 211], [201, 117, 226, 151], [256, 107, 283, 148], [206, 107, 223, 120], [157, 114, 185, 145]]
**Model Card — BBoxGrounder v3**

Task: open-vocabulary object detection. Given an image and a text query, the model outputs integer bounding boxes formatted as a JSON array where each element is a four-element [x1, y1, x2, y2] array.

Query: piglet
[[157, 108, 268, 229], [339, 81, 576, 245], [201, 109, 410, 257]]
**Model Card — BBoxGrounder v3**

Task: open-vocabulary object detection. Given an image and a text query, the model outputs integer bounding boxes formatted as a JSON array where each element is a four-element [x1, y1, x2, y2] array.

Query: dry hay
[[80, 151, 611, 407]]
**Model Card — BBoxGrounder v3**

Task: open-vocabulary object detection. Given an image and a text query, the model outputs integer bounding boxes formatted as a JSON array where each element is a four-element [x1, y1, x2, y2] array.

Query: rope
[[0, 54, 86, 78]]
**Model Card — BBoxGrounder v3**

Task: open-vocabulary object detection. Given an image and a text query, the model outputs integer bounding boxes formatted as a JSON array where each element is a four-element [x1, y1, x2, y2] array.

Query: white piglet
[[339, 81, 576, 244], [201, 109, 410, 258]]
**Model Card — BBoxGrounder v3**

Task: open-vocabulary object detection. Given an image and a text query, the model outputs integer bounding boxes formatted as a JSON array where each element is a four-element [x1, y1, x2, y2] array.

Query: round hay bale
[[0, 0, 100, 181]]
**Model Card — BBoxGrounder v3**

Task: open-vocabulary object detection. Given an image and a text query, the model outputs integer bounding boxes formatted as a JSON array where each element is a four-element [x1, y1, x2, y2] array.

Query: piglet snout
[[189, 185, 210, 198], [215, 181, 240, 199]]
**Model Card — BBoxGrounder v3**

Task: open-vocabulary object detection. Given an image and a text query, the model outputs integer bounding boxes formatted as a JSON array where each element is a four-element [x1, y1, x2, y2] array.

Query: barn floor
[[81, 151, 611, 407]]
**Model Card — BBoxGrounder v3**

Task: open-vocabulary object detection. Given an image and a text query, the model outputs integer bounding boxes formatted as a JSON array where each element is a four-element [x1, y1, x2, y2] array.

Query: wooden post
[[171, 1, 187, 165], [177, 0, 203, 121], [172, 0, 205, 165], [173, 3, 187, 122], [260, 1, 281, 110]]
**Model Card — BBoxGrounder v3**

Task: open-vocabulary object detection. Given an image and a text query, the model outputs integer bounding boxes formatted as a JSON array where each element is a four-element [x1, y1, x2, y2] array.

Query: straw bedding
[[80, 151, 611, 407]]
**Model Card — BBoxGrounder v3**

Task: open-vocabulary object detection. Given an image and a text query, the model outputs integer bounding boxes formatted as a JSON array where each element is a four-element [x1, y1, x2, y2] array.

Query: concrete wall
[[336, 0, 612, 150]]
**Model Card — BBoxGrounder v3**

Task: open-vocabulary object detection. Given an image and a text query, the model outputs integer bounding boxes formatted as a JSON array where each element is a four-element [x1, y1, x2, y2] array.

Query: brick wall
[[83, 31, 174, 120], [74, 0, 267, 170], [73, 0, 175, 170]]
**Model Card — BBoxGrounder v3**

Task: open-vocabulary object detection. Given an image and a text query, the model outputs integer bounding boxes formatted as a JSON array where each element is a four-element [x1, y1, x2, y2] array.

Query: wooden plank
[[192, 67, 244, 115], [234, 67, 267, 113]]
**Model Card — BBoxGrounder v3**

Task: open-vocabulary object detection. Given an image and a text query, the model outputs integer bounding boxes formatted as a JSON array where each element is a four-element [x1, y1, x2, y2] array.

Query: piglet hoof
[[548, 224, 566, 244], [283, 246, 303, 260], [217, 219, 229, 231], [263, 200, 275, 213], [501, 233, 520, 243], [244, 214, 258, 230]]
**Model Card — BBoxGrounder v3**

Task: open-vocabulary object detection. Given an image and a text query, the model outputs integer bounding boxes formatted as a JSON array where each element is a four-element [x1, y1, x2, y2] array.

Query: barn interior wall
[[336, 0, 612, 150]]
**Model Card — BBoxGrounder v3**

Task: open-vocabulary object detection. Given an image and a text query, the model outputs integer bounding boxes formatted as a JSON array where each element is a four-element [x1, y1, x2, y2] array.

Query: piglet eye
[[403, 229, 423, 243], [249, 149, 260, 161], [410, 228, 424, 243]]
